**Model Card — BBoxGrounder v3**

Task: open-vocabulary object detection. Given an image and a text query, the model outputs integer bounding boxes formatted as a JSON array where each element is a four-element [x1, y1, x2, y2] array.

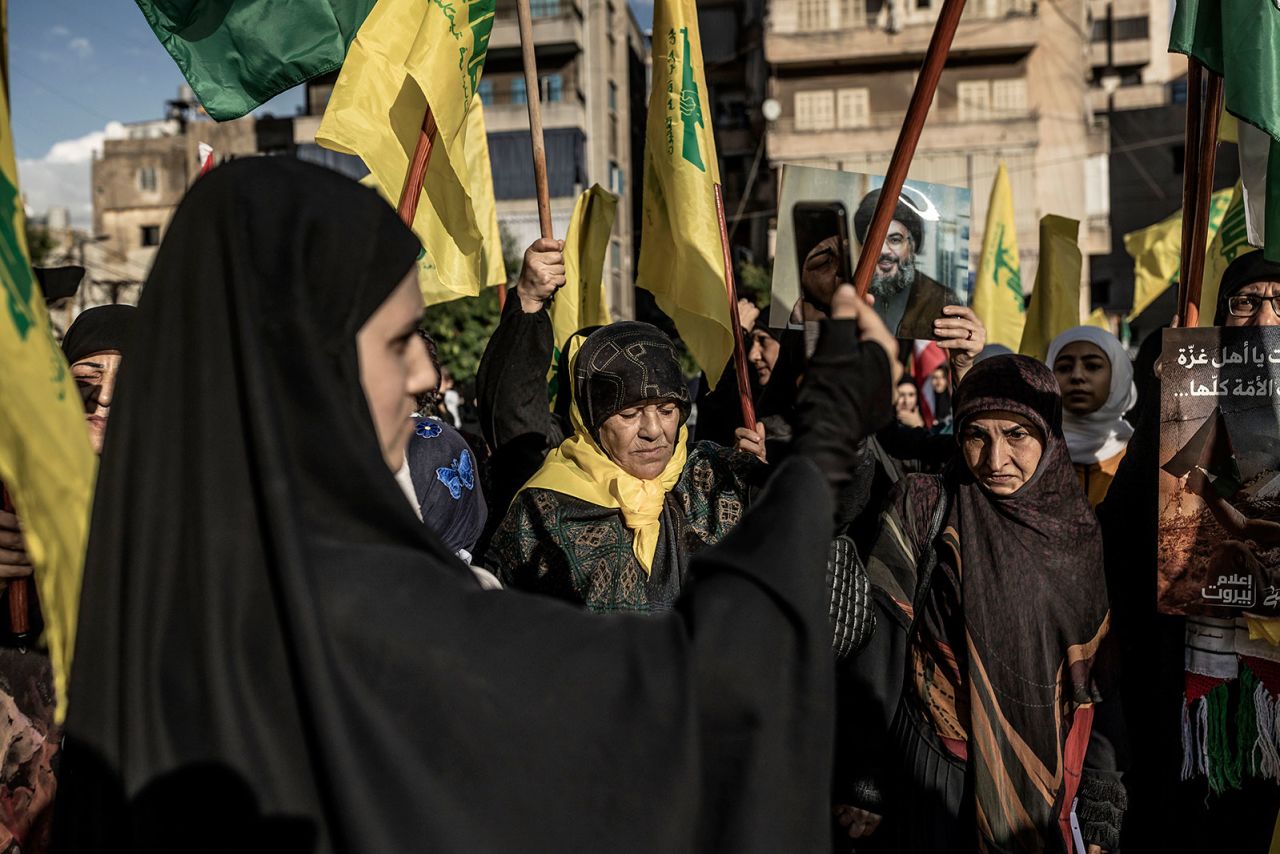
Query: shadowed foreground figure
[[54, 158, 896, 853]]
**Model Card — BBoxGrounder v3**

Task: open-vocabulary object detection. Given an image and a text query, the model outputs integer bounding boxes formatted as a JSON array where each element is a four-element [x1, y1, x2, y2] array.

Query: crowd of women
[[0, 157, 1278, 851]]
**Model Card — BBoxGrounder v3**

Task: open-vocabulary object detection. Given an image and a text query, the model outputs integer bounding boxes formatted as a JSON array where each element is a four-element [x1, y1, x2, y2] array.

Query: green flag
[[135, 0, 376, 120], [1171, 0, 1280, 261]]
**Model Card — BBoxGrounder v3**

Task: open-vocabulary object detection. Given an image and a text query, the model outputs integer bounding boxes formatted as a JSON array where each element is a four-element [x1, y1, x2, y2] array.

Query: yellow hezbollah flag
[[357, 97, 506, 305], [1123, 187, 1232, 321], [316, 0, 496, 304], [637, 0, 732, 387], [1199, 182, 1257, 327], [552, 185, 617, 356], [0, 20, 96, 721], [972, 163, 1025, 349], [1019, 215, 1082, 361]]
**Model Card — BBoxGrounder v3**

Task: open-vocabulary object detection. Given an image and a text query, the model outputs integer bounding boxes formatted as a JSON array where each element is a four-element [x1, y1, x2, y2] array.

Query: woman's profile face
[[597, 401, 681, 480], [1053, 341, 1111, 416], [72, 350, 123, 454], [960, 410, 1045, 496], [357, 270, 435, 471]]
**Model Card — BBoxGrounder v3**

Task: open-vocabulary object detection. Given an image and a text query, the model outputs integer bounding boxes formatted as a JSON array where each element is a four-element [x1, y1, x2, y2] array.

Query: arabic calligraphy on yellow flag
[[0, 28, 96, 721], [637, 0, 732, 387], [1018, 215, 1082, 362], [972, 163, 1025, 349], [317, 0, 499, 305]]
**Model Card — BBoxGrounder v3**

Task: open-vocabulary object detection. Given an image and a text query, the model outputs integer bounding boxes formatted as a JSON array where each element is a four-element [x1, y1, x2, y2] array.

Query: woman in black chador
[[54, 158, 899, 853]]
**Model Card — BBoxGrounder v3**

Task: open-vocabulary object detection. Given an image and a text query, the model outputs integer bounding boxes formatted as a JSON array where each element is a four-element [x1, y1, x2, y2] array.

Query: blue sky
[[11, 0, 655, 226]]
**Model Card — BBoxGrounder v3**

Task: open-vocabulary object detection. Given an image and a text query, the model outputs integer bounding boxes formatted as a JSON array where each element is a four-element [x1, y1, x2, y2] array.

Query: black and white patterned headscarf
[[571, 322, 690, 437]]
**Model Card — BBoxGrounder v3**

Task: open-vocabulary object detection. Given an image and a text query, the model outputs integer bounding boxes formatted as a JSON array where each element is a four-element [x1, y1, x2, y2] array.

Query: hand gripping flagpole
[[850, 0, 967, 300], [1176, 60, 1224, 328]]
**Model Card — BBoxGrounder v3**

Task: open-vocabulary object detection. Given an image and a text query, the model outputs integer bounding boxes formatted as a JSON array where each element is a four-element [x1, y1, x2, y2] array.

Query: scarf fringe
[[1181, 665, 1280, 791]]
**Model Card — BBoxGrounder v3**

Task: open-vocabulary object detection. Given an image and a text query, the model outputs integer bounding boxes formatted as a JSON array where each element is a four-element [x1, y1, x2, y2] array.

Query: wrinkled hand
[[934, 305, 985, 382], [736, 298, 760, 334], [830, 284, 902, 387], [516, 237, 566, 313], [833, 804, 882, 839], [733, 421, 767, 464], [0, 510, 32, 586]]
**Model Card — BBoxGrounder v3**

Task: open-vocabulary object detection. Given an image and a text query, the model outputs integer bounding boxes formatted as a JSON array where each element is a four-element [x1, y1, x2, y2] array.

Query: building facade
[[764, 0, 1109, 307]]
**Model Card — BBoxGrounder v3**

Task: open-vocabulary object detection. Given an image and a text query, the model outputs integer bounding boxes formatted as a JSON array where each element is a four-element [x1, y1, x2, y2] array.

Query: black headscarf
[[57, 158, 838, 854], [1213, 251, 1280, 325], [61, 304, 135, 364], [572, 321, 690, 435], [404, 418, 487, 556]]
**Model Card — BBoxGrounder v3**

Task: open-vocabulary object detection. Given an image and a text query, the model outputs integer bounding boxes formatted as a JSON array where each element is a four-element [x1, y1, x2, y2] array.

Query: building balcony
[[766, 108, 1040, 161], [490, 0, 584, 53], [767, 6, 1038, 67], [1087, 82, 1168, 113], [482, 98, 588, 134]]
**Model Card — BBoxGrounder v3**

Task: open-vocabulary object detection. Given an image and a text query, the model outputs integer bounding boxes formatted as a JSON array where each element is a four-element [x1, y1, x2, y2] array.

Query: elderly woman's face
[[1053, 341, 1111, 416], [1225, 281, 1280, 327], [960, 410, 1045, 496], [357, 270, 436, 471], [598, 401, 681, 480], [72, 350, 123, 454]]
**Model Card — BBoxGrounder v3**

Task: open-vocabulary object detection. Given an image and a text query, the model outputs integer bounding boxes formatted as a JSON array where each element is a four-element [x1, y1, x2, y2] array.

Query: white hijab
[[1046, 326, 1137, 465]]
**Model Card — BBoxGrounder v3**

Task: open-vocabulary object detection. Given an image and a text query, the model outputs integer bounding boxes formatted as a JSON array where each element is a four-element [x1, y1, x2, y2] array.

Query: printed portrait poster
[[770, 164, 972, 340], [1159, 326, 1280, 616]]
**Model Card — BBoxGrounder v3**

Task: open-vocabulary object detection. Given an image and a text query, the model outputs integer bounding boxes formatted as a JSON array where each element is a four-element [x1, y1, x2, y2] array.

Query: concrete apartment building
[[764, 0, 1110, 303], [477, 0, 647, 319]]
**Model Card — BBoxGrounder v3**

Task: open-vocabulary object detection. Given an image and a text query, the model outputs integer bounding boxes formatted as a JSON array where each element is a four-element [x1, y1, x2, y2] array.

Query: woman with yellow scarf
[[485, 321, 763, 612]]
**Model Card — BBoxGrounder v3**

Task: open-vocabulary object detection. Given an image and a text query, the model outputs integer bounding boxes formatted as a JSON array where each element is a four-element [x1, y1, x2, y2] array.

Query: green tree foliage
[[24, 222, 56, 267], [736, 261, 772, 312], [420, 222, 523, 383]]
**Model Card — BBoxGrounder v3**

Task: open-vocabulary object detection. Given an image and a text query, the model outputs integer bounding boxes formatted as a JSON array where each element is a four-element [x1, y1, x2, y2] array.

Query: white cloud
[[48, 25, 70, 38], [68, 37, 92, 59], [17, 122, 126, 228]]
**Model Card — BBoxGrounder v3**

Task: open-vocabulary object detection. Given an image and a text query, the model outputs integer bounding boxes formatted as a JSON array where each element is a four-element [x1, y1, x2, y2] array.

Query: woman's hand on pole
[[516, 237, 566, 313], [733, 421, 767, 464], [934, 305, 985, 383]]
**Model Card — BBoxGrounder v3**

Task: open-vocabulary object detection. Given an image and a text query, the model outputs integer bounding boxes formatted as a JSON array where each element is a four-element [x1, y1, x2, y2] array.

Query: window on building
[[839, 0, 866, 27], [140, 225, 160, 247], [1114, 16, 1149, 40], [541, 73, 563, 103], [797, 0, 829, 31], [512, 77, 527, 105], [609, 161, 624, 195], [530, 0, 561, 17], [1085, 153, 1110, 218], [137, 166, 157, 192], [836, 87, 870, 128], [991, 79, 1027, 117], [477, 79, 494, 106], [609, 81, 618, 112], [1089, 18, 1107, 41], [956, 80, 991, 121], [794, 90, 835, 131], [612, 240, 622, 272]]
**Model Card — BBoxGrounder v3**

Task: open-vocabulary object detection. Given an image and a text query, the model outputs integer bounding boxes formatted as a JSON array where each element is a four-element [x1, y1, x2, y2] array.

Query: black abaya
[[54, 158, 878, 853]]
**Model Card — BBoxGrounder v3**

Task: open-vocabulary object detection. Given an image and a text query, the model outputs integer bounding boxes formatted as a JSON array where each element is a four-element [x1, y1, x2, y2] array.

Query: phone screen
[[792, 202, 851, 317]]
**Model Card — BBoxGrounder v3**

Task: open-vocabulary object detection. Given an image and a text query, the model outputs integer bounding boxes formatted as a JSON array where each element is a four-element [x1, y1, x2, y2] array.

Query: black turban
[[853, 188, 925, 252]]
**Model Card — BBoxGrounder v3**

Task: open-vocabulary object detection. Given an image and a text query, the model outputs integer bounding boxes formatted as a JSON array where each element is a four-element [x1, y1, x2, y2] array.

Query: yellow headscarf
[[517, 335, 688, 575]]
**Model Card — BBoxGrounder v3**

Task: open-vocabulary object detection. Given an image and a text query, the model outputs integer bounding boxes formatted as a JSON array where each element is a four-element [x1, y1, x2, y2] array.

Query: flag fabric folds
[[1198, 182, 1257, 327], [552, 185, 617, 357], [637, 0, 732, 387], [317, 0, 497, 304], [135, 0, 377, 121], [1171, 0, 1280, 261], [1018, 215, 1082, 362], [0, 43, 96, 720], [972, 163, 1025, 349], [1123, 187, 1233, 321]]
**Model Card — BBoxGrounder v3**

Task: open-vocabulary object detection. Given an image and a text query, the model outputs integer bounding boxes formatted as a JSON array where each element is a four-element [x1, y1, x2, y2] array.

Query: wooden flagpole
[[1176, 60, 1224, 328], [516, 0, 555, 241], [1, 488, 29, 645], [851, 0, 967, 300], [715, 184, 758, 429], [396, 109, 439, 225]]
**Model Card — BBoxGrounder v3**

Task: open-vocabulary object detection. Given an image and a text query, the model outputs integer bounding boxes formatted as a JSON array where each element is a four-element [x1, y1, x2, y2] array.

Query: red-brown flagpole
[[1176, 60, 1224, 328], [850, 0, 967, 299], [1, 488, 29, 644], [715, 184, 757, 429], [396, 109, 438, 225]]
